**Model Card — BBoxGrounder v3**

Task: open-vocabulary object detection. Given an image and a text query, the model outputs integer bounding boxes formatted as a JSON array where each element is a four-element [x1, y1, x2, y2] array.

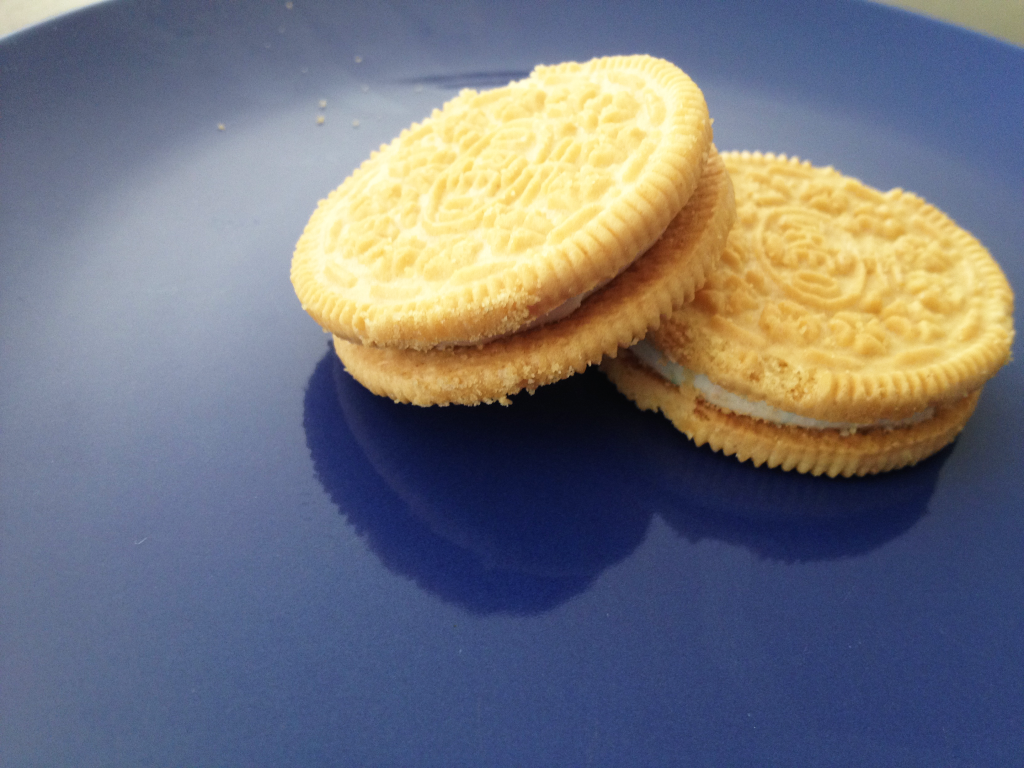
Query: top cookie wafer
[[651, 151, 1015, 424], [292, 55, 712, 350]]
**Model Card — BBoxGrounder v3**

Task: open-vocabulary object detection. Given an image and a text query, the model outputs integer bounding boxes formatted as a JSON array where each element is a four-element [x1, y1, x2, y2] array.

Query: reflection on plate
[[637, 414, 948, 561], [304, 344, 946, 611], [304, 346, 653, 614]]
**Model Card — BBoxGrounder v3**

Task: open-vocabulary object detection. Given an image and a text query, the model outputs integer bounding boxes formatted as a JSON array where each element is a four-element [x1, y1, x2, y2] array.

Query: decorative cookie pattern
[[654, 152, 1014, 422], [292, 55, 712, 349]]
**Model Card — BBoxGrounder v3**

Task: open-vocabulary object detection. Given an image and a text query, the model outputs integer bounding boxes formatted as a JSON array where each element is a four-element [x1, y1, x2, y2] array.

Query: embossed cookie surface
[[292, 55, 712, 349], [654, 151, 1014, 423]]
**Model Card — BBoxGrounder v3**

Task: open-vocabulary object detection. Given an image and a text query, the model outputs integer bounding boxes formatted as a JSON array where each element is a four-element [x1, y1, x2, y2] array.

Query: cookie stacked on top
[[292, 55, 735, 405], [294, 56, 1015, 475]]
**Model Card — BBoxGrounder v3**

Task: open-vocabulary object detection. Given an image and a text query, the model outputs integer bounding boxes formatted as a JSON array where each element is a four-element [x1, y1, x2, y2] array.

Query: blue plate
[[2, 1, 1021, 764]]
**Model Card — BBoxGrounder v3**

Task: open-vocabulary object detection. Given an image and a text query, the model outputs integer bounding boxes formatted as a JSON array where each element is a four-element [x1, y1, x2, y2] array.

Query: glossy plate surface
[[1, 1, 1021, 764]]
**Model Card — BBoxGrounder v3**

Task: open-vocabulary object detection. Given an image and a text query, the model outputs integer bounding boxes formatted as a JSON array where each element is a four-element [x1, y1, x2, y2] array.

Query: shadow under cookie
[[303, 347, 655, 614], [618, 397, 951, 562]]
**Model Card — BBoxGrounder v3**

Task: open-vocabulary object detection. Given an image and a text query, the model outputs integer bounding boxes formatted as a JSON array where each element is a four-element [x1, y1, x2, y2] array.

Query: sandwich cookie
[[335, 147, 734, 405], [603, 152, 1015, 476], [292, 55, 716, 403]]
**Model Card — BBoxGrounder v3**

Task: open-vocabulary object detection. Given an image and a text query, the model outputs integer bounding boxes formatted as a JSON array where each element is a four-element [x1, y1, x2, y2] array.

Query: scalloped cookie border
[[602, 350, 980, 477]]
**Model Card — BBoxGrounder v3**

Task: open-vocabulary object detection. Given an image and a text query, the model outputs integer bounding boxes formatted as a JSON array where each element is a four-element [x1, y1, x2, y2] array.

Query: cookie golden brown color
[[335, 148, 734, 405], [292, 55, 712, 352], [603, 151, 1015, 476]]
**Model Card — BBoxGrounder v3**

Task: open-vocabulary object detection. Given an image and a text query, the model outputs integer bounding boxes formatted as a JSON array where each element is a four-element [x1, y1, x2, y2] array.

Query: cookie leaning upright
[[604, 151, 1015, 476], [335, 147, 734, 405], [292, 55, 712, 354]]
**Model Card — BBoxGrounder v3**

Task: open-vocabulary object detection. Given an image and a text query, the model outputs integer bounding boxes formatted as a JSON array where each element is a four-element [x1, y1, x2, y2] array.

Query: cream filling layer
[[630, 340, 934, 431], [440, 283, 602, 348]]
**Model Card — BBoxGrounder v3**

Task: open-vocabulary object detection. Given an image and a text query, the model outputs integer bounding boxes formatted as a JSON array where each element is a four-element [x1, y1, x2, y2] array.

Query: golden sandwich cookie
[[334, 148, 733, 405], [603, 151, 1015, 477], [292, 55, 720, 403]]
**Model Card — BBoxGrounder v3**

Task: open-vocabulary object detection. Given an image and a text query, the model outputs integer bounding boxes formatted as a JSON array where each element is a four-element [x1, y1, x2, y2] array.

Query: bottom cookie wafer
[[602, 351, 981, 478]]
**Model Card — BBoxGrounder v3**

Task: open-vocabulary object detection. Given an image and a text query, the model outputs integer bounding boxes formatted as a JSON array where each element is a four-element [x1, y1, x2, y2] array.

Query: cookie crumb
[[354, 55, 363, 64], [351, 119, 360, 128], [285, 0, 293, 7], [217, 123, 225, 131], [318, 99, 327, 109], [317, 115, 326, 126]]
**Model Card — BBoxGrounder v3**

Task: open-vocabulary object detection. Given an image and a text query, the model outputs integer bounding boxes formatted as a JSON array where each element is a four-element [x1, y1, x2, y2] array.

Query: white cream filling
[[630, 339, 934, 431], [442, 282, 603, 348], [439, 233, 652, 349]]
